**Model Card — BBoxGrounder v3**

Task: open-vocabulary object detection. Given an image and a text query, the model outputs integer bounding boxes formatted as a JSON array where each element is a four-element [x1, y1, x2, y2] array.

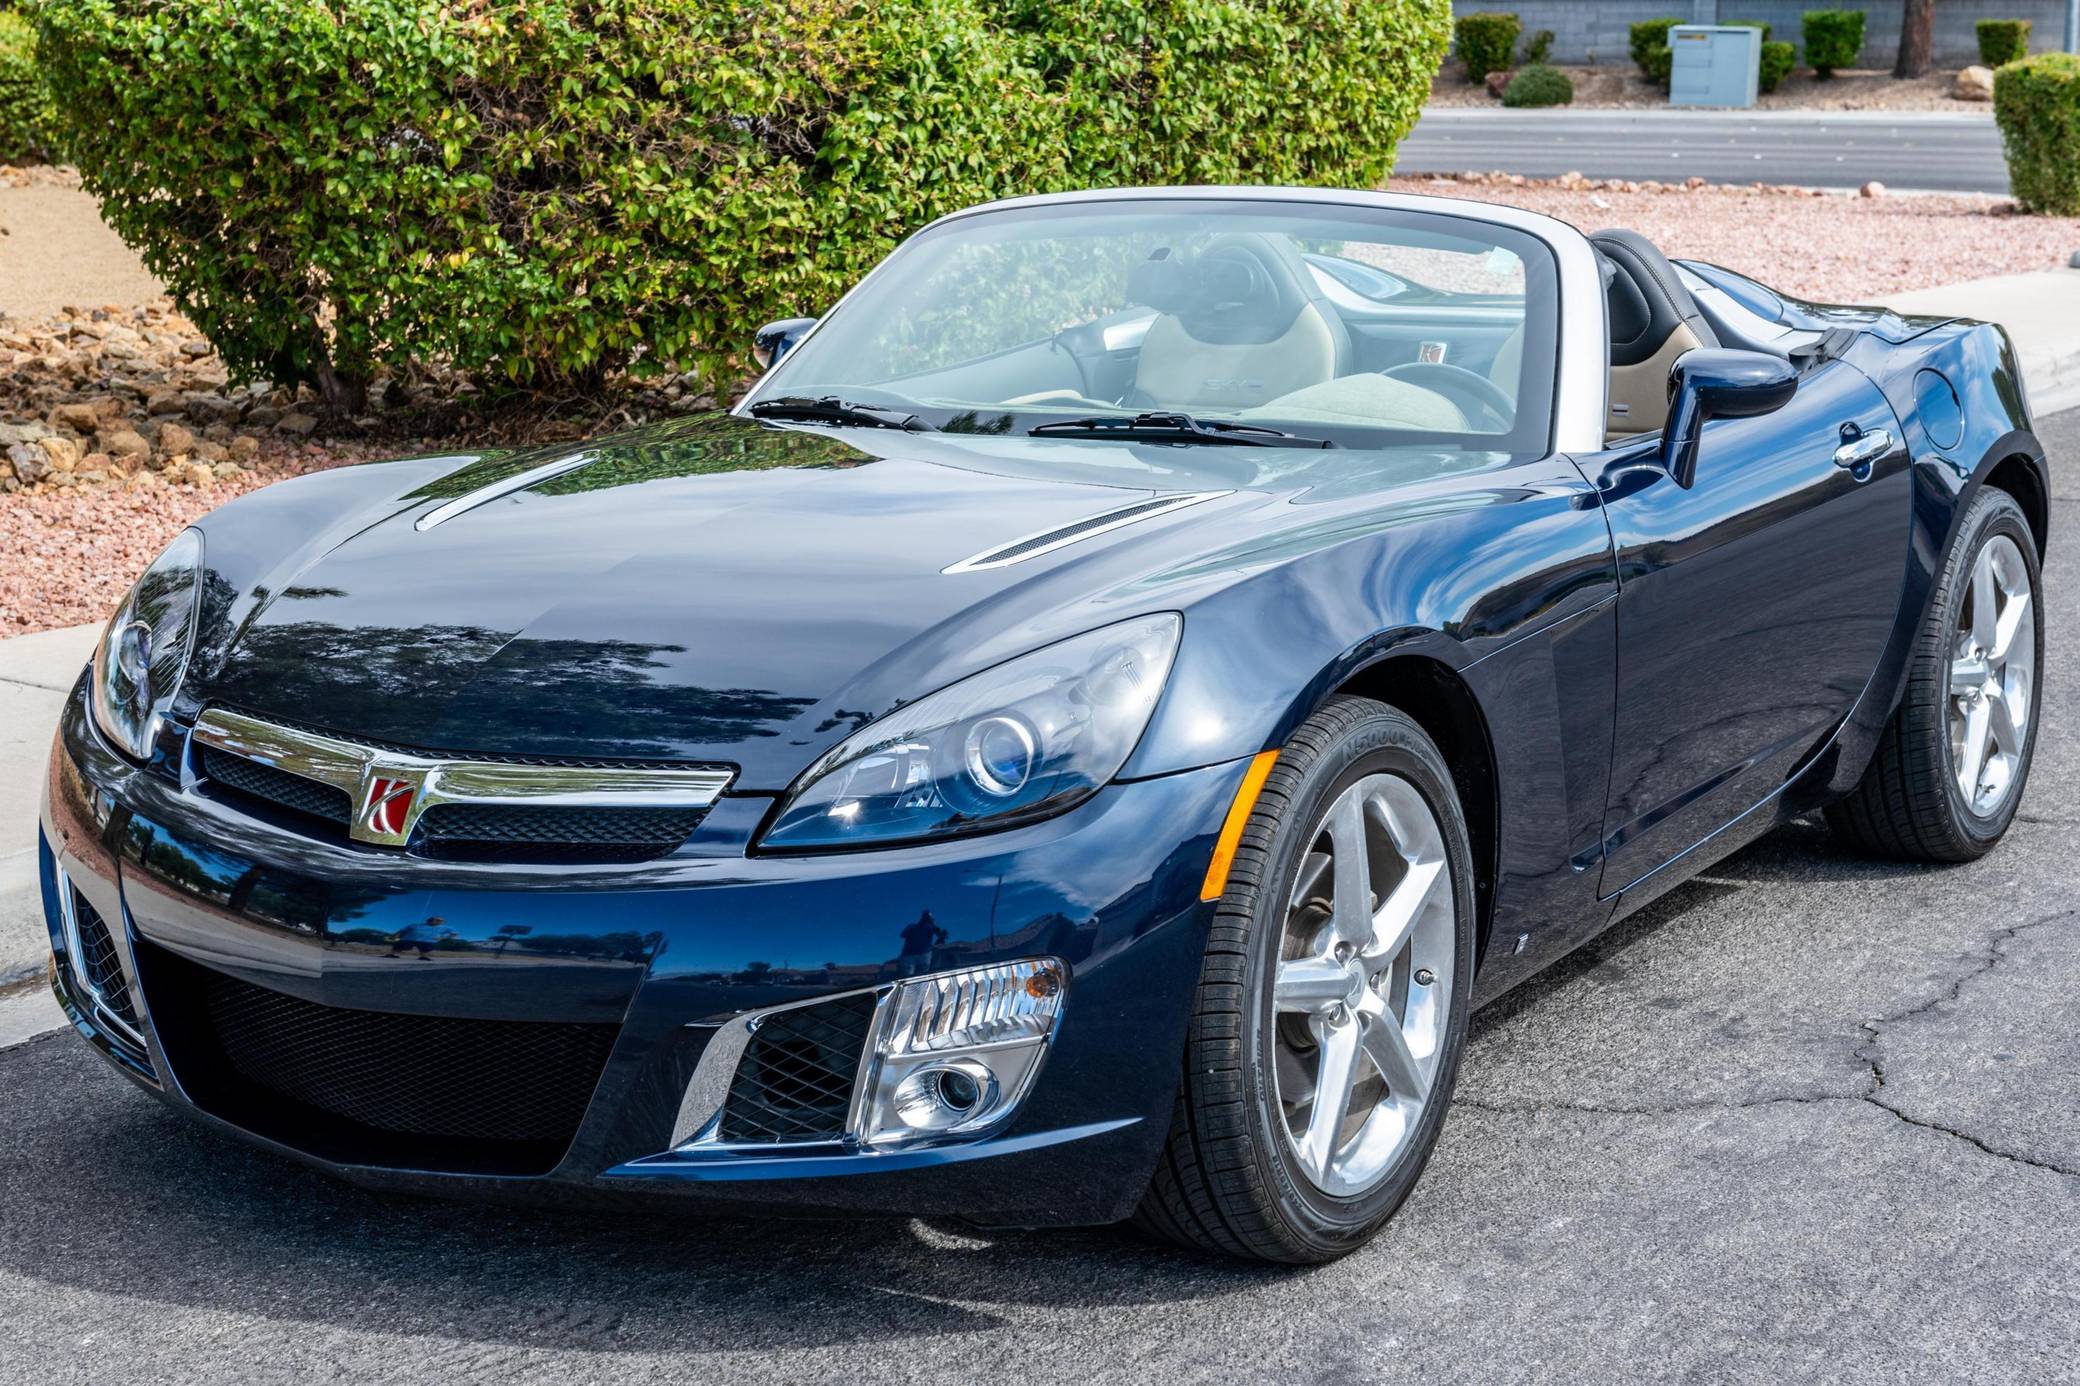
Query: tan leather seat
[[1128, 234, 1350, 413], [1590, 228, 1720, 438]]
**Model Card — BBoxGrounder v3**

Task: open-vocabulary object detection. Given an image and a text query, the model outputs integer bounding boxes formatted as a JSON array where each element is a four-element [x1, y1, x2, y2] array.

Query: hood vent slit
[[941, 491, 1227, 573]]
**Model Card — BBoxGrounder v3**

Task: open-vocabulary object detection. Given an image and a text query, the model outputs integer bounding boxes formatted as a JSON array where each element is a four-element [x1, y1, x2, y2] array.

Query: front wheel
[[1135, 696, 1475, 1263], [1828, 486, 2043, 861]]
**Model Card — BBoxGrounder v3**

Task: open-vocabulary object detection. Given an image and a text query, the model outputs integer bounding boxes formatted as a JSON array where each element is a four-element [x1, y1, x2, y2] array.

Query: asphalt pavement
[[1397, 110, 2009, 194], [3, 415, 2077, 1383]]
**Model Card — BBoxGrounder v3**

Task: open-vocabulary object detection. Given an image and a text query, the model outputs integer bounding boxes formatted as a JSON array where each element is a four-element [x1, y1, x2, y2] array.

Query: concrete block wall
[[1449, 1, 2071, 67]]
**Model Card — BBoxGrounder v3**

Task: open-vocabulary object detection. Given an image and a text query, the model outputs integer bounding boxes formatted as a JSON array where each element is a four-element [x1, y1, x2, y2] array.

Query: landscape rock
[[100, 428, 152, 463], [245, 405, 282, 428], [37, 435, 82, 474], [1953, 66, 1994, 101], [0, 421, 50, 447], [276, 411, 319, 437], [1484, 68, 1514, 99], [184, 393, 243, 425], [177, 460, 216, 487], [7, 441, 50, 485], [1860, 180, 1886, 198], [49, 401, 102, 431], [228, 435, 260, 462], [145, 387, 185, 416], [155, 422, 198, 457]]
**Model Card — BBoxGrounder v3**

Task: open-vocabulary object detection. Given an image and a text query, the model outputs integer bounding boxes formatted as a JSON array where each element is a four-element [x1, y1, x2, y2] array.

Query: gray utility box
[[1668, 25, 1760, 108]]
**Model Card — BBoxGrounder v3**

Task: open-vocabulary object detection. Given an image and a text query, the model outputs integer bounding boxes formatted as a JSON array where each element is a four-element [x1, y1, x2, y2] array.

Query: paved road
[[4, 416, 2077, 1383], [1398, 110, 2010, 194]]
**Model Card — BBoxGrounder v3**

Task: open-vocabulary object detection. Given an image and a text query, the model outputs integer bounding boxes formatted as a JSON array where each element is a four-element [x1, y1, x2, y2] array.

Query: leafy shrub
[[1802, 9, 1865, 78], [1642, 43, 1674, 87], [1502, 63, 1572, 107], [0, 11, 56, 163], [1454, 11, 1521, 83], [1630, 17, 1682, 76], [1977, 19, 2032, 68], [1521, 28, 1554, 66], [1759, 40, 1797, 92], [1995, 52, 2080, 214], [36, 0, 1451, 409], [1018, 0, 1451, 187]]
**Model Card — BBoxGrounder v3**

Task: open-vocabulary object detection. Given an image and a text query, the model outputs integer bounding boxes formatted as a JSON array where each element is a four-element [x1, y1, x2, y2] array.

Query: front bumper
[[41, 678, 1245, 1226]]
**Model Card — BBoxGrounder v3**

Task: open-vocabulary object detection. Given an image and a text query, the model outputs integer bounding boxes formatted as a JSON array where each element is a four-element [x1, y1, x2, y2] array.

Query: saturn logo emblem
[[360, 775, 419, 840]]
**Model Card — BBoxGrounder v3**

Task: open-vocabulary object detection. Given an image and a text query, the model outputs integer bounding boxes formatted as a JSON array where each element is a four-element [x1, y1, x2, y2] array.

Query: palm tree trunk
[[1895, 0, 1937, 78]]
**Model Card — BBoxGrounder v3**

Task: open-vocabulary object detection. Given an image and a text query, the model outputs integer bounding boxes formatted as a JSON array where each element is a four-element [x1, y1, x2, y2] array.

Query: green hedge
[[1978, 19, 2032, 68], [1759, 40, 1796, 92], [1802, 9, 1864, 78], [1454, 11, 1519, 83], [1995, 52, 2080, 214], [1520, 27, 1553, 66], [1630, 17, 1682, 77], [1502, 63, 1571, 107], [0, 11, 56, 163], [35, 0, 1451, 408]]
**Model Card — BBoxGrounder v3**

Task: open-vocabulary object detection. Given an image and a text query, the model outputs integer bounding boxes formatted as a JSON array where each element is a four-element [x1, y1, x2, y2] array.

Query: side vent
[[941, 491, 1227, 574]]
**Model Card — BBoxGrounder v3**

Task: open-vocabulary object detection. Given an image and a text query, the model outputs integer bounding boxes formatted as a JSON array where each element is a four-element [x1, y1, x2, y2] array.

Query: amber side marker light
[[1200, 750, 1281, 902]]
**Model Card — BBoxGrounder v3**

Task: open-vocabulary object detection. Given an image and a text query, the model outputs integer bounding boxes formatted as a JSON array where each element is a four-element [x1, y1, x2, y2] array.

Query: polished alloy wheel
[[1949, 533, 2035, 817], [1272, 773, 1455, 1197]]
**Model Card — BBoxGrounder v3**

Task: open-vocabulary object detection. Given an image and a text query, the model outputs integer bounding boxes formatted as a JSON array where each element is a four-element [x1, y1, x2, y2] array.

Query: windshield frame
[[735, 187, 1610, 458]]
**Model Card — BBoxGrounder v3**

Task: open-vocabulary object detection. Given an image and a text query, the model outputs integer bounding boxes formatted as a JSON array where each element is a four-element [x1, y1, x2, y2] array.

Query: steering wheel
[[1380, 362, 1516, 432]]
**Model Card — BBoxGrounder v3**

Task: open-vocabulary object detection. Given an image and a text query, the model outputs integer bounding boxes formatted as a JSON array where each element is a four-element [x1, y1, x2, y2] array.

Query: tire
[[1828, 486, 2043, 862], [1134, 696, 1476, 1264]]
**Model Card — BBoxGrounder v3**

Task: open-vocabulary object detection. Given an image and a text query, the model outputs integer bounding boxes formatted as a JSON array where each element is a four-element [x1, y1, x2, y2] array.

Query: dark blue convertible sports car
[[42, 188, 2046, 1263]]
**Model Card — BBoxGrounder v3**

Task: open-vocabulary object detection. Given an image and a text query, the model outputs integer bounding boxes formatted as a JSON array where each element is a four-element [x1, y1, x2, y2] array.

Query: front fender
[[1122, 458, 1616, 777]]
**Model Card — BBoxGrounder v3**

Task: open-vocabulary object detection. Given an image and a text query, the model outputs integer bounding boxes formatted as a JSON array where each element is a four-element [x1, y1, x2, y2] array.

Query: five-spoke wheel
[[1272, 774, 1455, 1197], [1137, 696, 1473, 1263], [1830, 485, 2043, 861]]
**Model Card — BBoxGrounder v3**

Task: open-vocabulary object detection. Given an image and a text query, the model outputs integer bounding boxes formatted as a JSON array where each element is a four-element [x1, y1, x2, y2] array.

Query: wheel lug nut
[[1414, 968, 1435, 986], [1329, 1004, 1348, 1025], [1334, 943, 1352, 962]]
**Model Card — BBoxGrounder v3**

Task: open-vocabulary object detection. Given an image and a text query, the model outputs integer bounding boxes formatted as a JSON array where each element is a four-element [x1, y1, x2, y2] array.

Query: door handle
[[1833, 428, 1893, 470]]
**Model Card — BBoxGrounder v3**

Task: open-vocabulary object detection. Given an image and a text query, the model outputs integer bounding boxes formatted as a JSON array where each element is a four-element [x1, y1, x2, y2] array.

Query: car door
[[1585, 355, 1910, 896]]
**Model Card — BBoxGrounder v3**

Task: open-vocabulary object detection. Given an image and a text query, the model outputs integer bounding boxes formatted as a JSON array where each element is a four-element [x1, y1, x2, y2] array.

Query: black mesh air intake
[[70, 889, 140, 1031], [416, 803, 708, 864], [135, 940, 618, 1175], [719, 992, 878, 1144], [200, 746, 352, 828]]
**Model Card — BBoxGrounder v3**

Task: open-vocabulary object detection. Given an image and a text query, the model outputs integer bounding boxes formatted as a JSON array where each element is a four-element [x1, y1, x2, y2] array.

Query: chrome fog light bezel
[[851, 957, 1067, 1149], [668, 957, 1068, 1155]]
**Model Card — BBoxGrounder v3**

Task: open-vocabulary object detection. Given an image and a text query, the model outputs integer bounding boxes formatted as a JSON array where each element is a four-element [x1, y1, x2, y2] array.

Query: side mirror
[[1660, 348, 1798, 488], [753, 317, 818, 371]]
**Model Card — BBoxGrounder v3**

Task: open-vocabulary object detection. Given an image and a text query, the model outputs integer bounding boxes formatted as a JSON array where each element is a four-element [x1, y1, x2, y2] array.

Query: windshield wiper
[[748, 395, 929, 432], [1029, 411, 1334, 449]]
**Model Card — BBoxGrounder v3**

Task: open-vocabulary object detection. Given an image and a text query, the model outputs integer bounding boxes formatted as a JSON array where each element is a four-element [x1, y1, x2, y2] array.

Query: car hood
[[196, 416, 1202, 787], [196, 413, 1494, 788]]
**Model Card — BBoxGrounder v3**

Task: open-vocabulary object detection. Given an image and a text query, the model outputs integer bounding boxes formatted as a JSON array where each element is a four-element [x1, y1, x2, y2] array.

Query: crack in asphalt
[[1463, 908, 2079, 1181]]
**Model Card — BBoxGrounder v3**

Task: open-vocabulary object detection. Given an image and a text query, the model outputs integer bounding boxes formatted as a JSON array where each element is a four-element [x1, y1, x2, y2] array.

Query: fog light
[[855, 958, 1066, 1148]]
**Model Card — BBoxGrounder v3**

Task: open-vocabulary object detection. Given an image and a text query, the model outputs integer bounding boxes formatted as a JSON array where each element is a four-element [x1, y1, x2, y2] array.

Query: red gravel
[[1388, 174, 2080, 302], [7, 177, 2079, 638], [0, 442, 381, 636]]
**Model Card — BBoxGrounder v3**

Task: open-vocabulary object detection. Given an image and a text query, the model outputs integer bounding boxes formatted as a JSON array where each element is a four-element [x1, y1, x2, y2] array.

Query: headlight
[[761, 612, 1182, 850], [91, 528, 204, 761]]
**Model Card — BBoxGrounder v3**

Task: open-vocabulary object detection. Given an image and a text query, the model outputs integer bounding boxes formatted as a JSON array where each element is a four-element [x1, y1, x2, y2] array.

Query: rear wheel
[[1828, 487, 2042, 861], [1135, 696, 1475, 1263]]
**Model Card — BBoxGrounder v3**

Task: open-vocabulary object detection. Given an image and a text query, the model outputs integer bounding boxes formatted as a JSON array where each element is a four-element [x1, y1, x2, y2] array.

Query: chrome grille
[[190, 707, 731, 863]]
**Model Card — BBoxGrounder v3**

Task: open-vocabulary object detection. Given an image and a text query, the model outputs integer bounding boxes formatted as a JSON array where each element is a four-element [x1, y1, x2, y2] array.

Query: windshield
[[745, 198, 1558, 455]]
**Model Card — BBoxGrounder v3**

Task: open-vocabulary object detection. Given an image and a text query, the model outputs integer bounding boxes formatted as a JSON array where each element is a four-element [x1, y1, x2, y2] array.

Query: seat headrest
[[1589, 228, 1719, 367], [1125, 233, 1321, 346]]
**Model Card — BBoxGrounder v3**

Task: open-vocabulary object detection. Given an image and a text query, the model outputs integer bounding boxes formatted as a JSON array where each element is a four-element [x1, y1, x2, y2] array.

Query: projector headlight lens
[[91, 528, 204, 762], [760, 614, 1181, 850]]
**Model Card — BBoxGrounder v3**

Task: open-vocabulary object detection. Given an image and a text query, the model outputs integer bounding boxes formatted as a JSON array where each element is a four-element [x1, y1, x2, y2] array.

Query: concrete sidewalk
[[0, 623, 98, 1047], [1881, 266, 2080, 419]]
